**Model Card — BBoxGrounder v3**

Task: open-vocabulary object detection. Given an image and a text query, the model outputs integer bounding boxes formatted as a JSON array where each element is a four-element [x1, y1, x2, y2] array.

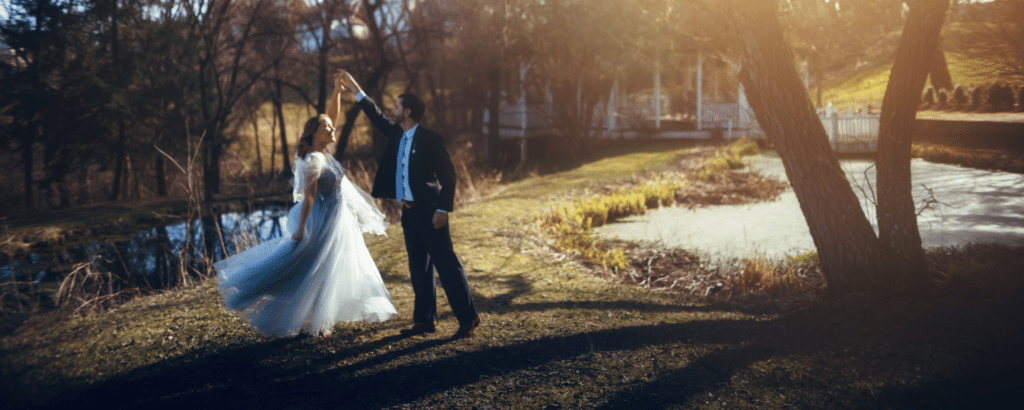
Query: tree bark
[[727, 0, 886, 296], [270, 104, 278, 175], [110, 121, 127, 201], [22, 134, 34, 213], [876, 0, 950, 293], [928, 48, 954, 91], [204, 126, 224, 200], [487, 65, 502, 167], [273, 79, 291, 178], [251, 110, 263, 177], [333, 105, 362, 161], [156, 152, 167, 197]]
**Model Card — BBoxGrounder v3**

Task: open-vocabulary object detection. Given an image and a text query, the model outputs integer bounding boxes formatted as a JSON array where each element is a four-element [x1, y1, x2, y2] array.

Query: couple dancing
[[213, 70, 481, 341]]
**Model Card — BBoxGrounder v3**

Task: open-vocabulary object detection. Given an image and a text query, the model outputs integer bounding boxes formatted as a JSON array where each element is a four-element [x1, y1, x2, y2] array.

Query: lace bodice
[[293, 152, 345, 202]]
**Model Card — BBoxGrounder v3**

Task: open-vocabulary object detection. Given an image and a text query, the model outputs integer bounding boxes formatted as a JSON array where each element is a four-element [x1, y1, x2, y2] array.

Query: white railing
[[701, 102, 741, 129], [817, 107, 880, 153], [484, 102, 881, 153]]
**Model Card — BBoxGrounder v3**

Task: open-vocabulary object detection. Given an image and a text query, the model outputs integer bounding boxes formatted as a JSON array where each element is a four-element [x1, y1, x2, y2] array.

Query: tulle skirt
[[214, 185, 396, 337]]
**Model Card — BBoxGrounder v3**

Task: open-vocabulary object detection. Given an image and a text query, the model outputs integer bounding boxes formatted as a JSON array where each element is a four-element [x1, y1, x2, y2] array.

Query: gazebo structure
[[484, 52, 761, 163]]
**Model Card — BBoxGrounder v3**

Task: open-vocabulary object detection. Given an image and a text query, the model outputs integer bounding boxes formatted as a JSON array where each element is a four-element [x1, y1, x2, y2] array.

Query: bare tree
[[726, 0, 951, 296], [189, 0, 278, 200], [876, 0, 950, 292], [726, 0, 886, 295]]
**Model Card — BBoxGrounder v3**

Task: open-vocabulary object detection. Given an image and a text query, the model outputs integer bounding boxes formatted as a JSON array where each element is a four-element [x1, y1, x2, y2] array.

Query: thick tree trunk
[[273, 80, 291, 178], [876, 0, 950, 293], [317, 47, 329, 114], [22, 134, 34, 213], [333, 105, 362, 161], [110, 121, 127, 201], [251, 111, 263, 177], [487, 65, 502, 167], [77, 165, 91, 205], [270, 106, 277, 175], [727, 1, 886, 296], [928, 48, 954, 91], [156, 153, 167, 197], [203, 125, 223, 201]]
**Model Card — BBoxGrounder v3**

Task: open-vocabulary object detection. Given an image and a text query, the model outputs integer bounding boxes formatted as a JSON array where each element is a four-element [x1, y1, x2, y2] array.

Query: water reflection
[[0, 205, 291, 291], [595, 156, 1024, 259]]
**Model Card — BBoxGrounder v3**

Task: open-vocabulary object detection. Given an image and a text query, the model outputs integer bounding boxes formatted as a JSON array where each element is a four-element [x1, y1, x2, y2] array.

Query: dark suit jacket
[[357, 97, 457, 212]]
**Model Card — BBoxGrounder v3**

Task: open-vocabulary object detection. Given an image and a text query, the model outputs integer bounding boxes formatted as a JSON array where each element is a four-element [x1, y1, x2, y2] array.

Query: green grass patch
[[818, 52, 1006, 111]]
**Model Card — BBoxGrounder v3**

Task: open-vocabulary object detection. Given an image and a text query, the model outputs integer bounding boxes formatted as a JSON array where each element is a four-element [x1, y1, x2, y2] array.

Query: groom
[[338, 71, 481, 340]]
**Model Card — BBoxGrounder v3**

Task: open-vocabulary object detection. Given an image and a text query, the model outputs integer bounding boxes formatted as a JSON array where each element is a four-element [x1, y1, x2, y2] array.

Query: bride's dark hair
[[295, 115, 322, 159]]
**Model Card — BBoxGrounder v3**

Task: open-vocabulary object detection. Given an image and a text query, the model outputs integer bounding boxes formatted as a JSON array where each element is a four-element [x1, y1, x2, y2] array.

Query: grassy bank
[[912, 143, 1024, 174], [818, 52, 1004, 110], [2, 144, 1023, 409]]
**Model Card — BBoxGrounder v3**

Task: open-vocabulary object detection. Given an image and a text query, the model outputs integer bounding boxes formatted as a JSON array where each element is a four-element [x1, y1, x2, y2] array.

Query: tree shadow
[[19, 297, 1024, 409], [51, 315, 795, 408]]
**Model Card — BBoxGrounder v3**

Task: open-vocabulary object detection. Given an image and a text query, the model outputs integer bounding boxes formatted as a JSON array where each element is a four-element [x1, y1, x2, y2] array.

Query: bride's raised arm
[[326, 70, 347, 137]]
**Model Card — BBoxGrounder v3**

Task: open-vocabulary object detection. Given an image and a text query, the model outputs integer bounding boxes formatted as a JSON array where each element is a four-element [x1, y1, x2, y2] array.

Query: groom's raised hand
[[337, 70, 363, 98]]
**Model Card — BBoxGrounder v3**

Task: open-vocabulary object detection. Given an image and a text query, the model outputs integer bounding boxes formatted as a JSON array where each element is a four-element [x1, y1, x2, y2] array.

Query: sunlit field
[[818, 52, 1008, 111]]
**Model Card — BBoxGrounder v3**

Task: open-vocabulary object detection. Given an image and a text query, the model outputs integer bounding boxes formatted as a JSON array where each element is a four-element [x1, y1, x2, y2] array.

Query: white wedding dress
[[214, 152, 397, 337]]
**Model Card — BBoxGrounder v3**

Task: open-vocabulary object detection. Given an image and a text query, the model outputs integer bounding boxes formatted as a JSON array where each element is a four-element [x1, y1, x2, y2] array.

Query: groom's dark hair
[[398, 93, 425, 122]]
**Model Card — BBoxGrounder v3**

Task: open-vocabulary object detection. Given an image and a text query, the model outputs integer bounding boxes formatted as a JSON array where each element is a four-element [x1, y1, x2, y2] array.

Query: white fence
[[816, 107, 880, 153], [485, 102, 882, 153]]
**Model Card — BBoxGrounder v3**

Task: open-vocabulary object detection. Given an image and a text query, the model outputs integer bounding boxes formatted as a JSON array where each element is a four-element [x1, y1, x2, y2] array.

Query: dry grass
[[912, 143, 1024, 174], [2, 141, 1023, 409], [538, 140, 805, 304]]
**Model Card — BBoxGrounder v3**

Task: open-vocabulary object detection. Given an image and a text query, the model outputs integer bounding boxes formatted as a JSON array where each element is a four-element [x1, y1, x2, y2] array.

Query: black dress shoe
[[450, 315, 481, 340], [399, 321, 437, 337]]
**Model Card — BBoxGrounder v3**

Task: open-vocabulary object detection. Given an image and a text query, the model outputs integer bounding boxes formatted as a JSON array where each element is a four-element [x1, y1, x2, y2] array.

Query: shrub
[[970, 85, 985, 111], [936, 88, 949, 109], [988, 82, 1015, 112], [1016, 84, 1024, 112], [952, 85, 969, 110], [921, 86, 936, 107]]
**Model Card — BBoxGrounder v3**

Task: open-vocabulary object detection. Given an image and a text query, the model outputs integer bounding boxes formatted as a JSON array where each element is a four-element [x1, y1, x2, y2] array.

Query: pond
[[595, 154, 1024, 260], [1, 204, 292, 290]]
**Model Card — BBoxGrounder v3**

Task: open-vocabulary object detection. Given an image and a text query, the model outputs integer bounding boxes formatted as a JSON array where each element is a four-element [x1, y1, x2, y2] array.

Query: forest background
[[4, 0, 1021, 218]]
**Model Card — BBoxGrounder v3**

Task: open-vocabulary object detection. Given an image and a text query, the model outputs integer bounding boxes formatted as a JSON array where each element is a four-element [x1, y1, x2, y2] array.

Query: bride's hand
[[336, 70, 361, 96], [292, 230, 304, 242]]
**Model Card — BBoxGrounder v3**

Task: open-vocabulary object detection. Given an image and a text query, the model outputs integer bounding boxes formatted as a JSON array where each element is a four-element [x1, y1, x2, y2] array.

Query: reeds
[[540, 140, 765, 273], [726, 253, 824, 301], [55, 260, 148, 316]]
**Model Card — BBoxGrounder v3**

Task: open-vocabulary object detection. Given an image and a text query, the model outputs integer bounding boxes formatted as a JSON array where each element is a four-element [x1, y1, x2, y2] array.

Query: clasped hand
[[334, 69, 361, 98]]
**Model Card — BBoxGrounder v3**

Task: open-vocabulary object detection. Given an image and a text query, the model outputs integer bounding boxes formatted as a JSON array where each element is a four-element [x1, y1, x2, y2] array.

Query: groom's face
[[390, 97, 409, 123]]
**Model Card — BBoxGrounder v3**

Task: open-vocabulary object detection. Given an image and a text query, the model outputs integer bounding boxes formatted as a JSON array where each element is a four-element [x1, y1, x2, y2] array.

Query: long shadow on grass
[[20, 316, 779, 409], [24, 298, 1023, 409], [470, 271, 741, 316], [59, 316, 812, 408], [595, 298, 1024, 409], [27, 332, 427, 409]]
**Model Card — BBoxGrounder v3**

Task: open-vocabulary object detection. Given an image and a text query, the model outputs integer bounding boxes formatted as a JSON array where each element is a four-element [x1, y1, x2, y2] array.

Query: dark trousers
[[401, 204, 477, 325]]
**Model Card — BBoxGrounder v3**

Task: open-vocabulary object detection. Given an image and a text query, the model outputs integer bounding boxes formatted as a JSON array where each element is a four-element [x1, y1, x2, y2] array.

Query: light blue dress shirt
[[356, 91, 446, 214]]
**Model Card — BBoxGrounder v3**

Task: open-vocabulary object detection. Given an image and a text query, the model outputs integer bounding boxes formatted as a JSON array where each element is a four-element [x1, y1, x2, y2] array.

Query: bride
[[214, 73, 397, 337]]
